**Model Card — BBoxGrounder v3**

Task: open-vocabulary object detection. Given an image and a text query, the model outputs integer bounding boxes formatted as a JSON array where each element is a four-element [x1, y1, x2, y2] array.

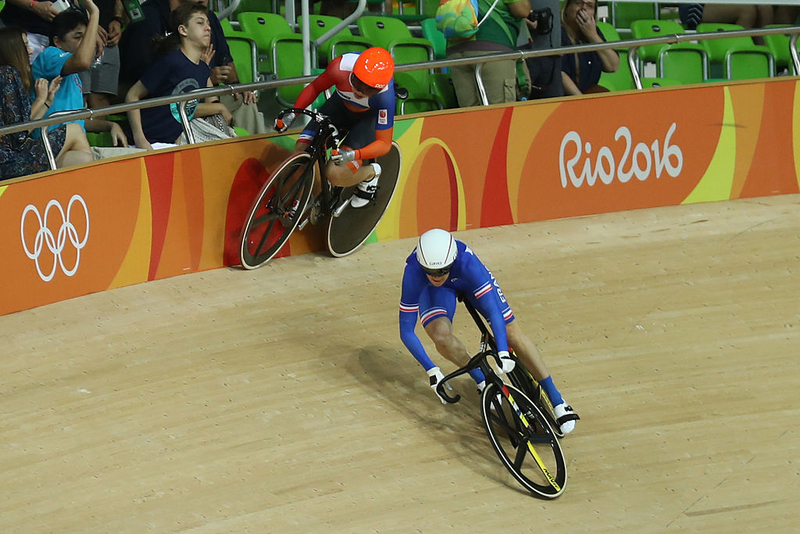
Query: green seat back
[[356, 15, 414, 48], [725, 44, 775, 80], [599, 51, 636, 91], [226, 36, 258, 84], [630, 19, 686, 64], [696, 23, 752, 64], [394, 72, 442, 115], [273, 38, 308, 106], [596, 20, 622, 43], [421, 17, 446, 60], [659, 43, 708, 84], [238, 11, 295, 74], [611, 2, 658, 30], [299, 14, 370, 63]]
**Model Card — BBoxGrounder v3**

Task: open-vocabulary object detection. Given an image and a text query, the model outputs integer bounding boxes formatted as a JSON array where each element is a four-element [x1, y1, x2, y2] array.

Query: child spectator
[[125, 1, 234, 149], [32, 0, 128, 146]]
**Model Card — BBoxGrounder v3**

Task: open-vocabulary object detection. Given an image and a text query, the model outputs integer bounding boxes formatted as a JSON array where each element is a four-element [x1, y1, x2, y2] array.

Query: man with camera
[[447, 0, 547, 108], [518, 0, 563, 100]]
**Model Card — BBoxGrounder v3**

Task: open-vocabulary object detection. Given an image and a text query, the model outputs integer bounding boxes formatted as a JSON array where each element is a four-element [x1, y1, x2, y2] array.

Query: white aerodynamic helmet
[[416, 228, 457, 275]]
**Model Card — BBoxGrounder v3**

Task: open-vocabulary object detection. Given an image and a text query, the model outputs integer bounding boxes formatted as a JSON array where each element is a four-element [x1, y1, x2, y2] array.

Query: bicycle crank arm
[[332, 198, 350, 218]]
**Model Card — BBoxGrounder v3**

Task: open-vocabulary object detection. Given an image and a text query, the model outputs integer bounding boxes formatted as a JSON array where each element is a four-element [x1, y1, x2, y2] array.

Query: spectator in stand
[[32, 1, 129, 146], [80, 0, 126, 110], [447, 0, 541, 107], [118, 0, 265, 134], [560, 0, 619, 95], [125, 1, 234, 149], [1, 27, 93, 180]]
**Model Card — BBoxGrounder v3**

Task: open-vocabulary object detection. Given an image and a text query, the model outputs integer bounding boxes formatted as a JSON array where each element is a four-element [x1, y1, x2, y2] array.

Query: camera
[[527, 7, 554, 36]]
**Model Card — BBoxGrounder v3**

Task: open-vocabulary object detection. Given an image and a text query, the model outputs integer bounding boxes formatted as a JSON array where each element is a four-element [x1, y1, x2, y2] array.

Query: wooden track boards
[[1, 195, 798, 531]]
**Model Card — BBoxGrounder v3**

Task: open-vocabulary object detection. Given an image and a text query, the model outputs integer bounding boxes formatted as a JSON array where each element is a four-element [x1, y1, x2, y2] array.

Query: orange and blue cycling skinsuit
[[292, 52, 396, 172]]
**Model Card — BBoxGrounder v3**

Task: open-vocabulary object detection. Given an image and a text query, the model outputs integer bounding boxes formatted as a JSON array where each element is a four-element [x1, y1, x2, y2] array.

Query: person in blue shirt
[[399, 228, 579, 435], [31, 0, 128, 145]]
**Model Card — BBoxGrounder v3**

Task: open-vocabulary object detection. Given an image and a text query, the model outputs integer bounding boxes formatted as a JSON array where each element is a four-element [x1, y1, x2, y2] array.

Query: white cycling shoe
[[553, 402, 580, 435], [350, 163, 381, 208]]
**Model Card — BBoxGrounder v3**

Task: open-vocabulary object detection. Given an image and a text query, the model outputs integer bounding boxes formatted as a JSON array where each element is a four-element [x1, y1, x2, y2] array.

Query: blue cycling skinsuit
[[398, 239, 513, 383]]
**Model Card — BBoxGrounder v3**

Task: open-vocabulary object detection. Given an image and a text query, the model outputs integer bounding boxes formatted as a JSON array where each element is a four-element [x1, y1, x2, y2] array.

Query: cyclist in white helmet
[[399, 228, 579, 435]]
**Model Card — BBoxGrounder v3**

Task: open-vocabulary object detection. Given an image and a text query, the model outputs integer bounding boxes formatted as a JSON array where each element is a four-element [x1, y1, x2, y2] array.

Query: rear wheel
[[239, 152, 314, 269], [481, 383, 567, 498], [326, 141, 401, 257]]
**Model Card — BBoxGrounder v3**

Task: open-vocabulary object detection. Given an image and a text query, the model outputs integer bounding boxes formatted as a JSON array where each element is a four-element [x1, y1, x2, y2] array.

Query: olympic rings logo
[[20, 195, 90, 282]]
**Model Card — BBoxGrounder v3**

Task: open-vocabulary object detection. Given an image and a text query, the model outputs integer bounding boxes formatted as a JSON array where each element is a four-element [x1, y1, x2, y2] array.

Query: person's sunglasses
[[423, 266, 451, 277]]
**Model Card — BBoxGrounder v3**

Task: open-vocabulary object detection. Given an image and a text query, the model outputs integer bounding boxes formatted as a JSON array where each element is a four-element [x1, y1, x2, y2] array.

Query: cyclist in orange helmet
[[275, 47, 395, 208]]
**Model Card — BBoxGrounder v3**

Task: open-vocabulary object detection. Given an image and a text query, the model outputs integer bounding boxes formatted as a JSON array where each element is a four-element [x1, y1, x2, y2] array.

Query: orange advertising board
[[1, 79, 798, 316]]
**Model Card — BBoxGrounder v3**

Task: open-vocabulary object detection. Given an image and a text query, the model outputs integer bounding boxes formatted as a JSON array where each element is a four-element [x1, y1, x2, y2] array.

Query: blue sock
[[469, 368, 486, 385], [539, 376, 563, 406]]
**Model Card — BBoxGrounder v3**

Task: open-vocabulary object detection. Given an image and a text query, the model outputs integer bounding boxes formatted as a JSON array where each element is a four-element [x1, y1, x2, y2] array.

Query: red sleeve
[[355, 127, 393, 161], [294, 56, 340, 110]]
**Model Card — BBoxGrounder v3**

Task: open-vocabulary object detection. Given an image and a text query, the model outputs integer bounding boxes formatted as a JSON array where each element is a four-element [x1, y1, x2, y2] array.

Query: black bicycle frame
[[277, 108, 344, 215]]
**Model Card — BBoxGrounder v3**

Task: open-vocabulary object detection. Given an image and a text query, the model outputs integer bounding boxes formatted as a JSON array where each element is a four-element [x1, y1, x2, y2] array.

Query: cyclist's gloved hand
[[331, 148, 356, 165], [427, 367, 448, 404], [274, 111, 296, 133], [498, 350, 515, 374]]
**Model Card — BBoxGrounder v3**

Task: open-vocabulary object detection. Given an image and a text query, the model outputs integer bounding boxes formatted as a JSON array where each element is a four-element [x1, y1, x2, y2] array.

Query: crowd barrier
[[2, 77, 799, 317]]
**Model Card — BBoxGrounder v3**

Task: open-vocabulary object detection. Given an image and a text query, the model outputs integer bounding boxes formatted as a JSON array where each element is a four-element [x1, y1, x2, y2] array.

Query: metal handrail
[[2, 25, 798, 140]]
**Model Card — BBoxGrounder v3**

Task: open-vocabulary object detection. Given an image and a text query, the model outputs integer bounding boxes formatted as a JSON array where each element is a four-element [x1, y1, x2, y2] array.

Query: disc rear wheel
[[239, 152, 314, 269]]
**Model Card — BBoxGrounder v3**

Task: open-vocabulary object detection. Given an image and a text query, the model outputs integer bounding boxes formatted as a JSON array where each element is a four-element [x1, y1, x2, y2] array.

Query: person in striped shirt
[[398, 229, 579, 434]]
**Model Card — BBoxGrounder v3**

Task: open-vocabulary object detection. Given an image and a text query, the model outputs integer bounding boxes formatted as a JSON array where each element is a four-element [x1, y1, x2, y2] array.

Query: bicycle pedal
[[297, 215, 310, 231], [332, 198, 350, 218]]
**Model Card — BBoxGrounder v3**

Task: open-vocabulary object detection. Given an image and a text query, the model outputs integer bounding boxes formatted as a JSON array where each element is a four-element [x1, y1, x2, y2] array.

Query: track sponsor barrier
[[1, 79, 798, 316]]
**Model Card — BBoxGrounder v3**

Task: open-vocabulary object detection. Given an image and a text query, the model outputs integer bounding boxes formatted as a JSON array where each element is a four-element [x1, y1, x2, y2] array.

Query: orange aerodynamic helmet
[[352, 47, 394, 89]]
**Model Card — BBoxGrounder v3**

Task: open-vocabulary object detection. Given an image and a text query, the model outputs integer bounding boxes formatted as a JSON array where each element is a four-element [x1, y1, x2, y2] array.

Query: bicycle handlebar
[[278, 108, 343, 148], [436, 349, 503, 404]]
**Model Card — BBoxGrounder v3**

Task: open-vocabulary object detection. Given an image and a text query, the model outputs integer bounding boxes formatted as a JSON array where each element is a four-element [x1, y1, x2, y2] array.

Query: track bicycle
[[239, 108, 401, 269], [435, 300, 568, 498], [462, 298, 567, 439]]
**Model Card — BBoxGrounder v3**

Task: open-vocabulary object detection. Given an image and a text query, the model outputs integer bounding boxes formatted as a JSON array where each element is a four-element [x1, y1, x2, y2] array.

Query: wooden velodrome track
[[2, 194, 798, 532]]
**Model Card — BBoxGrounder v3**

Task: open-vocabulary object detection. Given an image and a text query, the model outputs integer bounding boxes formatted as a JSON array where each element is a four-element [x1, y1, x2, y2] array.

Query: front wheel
[[239, 152, 314, 269], [481, 383, 567, 498], [507, 360, 565, 439]]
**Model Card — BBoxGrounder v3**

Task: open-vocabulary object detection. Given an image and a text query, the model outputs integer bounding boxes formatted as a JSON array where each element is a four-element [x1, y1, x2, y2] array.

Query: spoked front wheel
[[239, 152, 314, 269], [481, 383, 567, 498]]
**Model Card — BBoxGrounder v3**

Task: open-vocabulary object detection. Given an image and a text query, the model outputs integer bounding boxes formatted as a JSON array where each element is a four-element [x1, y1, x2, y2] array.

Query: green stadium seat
[[640, 77, 682, 88], [394, 72, 443, 115], [298, 14, 370, 65], [611, 2, 659, 31], [696, 22, 752, 78], [630, 19, 685, 67], [724, 43, 775, 80], [420, 17, 446, 60], [658, 43, 708, 84]]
